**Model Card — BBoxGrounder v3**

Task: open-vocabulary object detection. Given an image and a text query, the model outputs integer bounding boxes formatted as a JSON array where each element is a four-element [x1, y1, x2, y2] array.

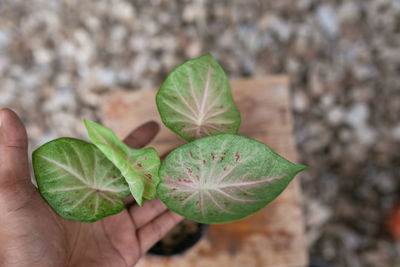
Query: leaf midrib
[[39, 155, 124, 193], [166, 60, 234, 139]]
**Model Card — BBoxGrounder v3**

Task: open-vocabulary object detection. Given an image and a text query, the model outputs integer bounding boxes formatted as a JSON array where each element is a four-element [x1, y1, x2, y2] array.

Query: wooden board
[[100, 76, 307, 267]]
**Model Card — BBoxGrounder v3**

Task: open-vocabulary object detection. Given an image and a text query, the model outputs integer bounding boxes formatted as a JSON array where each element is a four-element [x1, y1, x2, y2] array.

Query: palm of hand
[[0, 109, 182, 267]]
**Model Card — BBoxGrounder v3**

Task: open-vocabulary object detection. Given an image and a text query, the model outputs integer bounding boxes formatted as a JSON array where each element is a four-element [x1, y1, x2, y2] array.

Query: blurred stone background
[[0, 0, 399, 266]]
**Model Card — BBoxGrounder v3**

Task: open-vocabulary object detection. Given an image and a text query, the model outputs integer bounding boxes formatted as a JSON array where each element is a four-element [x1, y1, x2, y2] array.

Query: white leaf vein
[[204, 191, 234, 214], [172, 77, 198, 118], [69, 190, 95, 210], [40, 155, 88, 185]]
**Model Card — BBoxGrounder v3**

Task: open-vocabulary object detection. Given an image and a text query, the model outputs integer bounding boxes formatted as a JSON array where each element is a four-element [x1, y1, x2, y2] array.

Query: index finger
[[123, 121, 159, 149]]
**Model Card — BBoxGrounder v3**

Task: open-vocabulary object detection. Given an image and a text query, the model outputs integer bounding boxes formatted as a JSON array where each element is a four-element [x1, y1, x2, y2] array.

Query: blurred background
[[0, 0, 399, 266]]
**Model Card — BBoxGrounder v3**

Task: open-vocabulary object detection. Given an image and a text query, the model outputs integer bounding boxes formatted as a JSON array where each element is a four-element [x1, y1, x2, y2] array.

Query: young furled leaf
[[156, 53, 241, 142], [32, 138, 130, 222], [84, 119, 160, 206], [157, 134, 307, 224]]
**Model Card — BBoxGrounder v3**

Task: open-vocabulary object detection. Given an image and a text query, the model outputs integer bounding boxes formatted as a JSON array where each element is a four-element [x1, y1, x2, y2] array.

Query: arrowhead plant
[[155, 54, 306, 223], [156, 53, 240, 141], [157, 134, 306, 223], [32, 53, 306, 225], [83, 119, 160, 207], [33, 138, 131, 222]]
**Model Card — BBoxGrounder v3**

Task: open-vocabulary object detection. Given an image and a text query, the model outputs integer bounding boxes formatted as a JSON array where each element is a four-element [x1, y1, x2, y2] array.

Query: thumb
[[0, 108, 30, 186]]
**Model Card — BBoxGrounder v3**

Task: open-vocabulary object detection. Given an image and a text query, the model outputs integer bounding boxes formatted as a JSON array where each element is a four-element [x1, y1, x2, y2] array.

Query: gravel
[[1, 0, 399, 266]]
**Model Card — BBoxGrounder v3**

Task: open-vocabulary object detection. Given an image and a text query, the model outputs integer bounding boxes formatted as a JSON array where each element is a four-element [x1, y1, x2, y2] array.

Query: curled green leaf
[[157, 134, 307, 224], [156, 53, 241, 142], [84, 119, 160, 206], [32, 138, 130, 222]]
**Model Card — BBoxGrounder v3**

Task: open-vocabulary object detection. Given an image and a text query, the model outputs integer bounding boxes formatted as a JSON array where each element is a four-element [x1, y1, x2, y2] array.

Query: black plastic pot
[[148, 219, 209, 256]]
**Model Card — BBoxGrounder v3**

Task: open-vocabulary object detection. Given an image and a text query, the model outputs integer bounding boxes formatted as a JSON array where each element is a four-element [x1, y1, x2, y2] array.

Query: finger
[[123, 121, 159, 149], [129, 198, 168, 228], [137, 210, 184, 254], [0, 108, 30, 183]]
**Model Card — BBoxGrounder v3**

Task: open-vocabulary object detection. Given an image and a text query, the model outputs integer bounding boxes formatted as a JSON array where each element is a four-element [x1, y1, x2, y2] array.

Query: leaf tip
[[204, 52, 213, 58], [295, 164, 308, 173], [83, 118, 93, 128]]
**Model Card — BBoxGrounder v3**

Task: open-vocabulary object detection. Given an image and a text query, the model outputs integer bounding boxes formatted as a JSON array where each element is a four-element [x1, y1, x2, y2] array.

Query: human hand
[[0, 108, 183, 267]]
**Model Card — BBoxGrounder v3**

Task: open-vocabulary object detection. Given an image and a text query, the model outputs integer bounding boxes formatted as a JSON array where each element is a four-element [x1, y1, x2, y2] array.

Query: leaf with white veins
[[32, 138, 130, 222], [156, 53, 241, 142], [157, 134, 307, 223], [84, 119, 160, 206]]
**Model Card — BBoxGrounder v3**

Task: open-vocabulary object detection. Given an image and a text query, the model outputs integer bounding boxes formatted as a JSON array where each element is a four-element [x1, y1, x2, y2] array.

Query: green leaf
[[157, 134, 307, 224], [84, 119, 160, 206], [32, 138, 130, 222], [156, 53, 241, 142]]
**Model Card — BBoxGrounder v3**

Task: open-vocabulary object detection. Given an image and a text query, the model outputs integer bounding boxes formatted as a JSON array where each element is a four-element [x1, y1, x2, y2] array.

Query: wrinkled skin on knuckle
[[0, 178, 35, 214]]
